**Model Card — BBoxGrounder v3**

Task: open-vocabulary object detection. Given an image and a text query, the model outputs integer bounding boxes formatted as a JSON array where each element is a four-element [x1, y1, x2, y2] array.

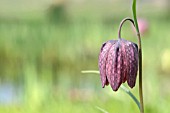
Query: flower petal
[[98, 40, 116, 88], [126, 42, 138, 88], [106, 42, 122, 91], [119, 39, 128, 83]]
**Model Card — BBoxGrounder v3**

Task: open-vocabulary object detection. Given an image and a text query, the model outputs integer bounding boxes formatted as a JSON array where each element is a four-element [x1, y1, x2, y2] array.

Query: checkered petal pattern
[[98, 38, 138, 91]]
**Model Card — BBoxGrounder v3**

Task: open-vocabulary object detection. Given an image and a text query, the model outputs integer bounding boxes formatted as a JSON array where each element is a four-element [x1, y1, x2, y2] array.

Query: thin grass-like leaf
[[132, 0, 139, 33], [120, 85, 140, 110], [95, 106, 109, 113], [81, 70, 140, 110], [81, 70, 99, 74]]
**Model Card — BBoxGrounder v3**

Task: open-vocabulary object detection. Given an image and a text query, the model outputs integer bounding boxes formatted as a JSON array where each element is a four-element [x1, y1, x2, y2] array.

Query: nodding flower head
[[98, 18, 139, 91]]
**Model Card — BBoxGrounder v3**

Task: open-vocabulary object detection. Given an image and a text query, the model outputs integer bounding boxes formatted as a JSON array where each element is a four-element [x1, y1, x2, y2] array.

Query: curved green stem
[[118, 17, 135, 39], [132, 0, 144, 113]]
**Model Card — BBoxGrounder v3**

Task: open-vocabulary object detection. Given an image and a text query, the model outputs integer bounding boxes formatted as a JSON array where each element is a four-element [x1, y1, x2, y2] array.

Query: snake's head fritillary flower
[[98, 38, 138, 91]]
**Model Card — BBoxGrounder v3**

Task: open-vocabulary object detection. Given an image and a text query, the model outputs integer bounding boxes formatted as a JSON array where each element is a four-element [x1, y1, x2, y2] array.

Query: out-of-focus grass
[[0, 1, 170, 113]]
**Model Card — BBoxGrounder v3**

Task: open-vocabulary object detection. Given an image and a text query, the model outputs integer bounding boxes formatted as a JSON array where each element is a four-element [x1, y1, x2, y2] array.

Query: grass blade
[[95, 106, 109, 113], [132, 0, 139, 33], [120, 85, 140, 110], [82, 70, 140, 110], [81, 70, 99, 74]]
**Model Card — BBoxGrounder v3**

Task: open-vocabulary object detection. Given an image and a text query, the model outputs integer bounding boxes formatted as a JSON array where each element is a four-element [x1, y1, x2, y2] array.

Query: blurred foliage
[[47, 4, 68, 23], [0, 0, 170, 113]]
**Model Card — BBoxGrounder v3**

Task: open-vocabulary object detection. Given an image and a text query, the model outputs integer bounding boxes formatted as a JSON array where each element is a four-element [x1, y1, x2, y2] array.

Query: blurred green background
[[0, 0, 170, 113]]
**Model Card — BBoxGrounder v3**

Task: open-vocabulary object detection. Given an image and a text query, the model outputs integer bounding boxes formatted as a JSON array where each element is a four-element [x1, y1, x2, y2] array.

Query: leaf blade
[[132, 0, 140, 33]]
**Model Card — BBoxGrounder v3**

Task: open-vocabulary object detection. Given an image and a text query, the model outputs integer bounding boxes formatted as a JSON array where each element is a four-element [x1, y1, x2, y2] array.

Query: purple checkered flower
[[98, 38, 138, 91]]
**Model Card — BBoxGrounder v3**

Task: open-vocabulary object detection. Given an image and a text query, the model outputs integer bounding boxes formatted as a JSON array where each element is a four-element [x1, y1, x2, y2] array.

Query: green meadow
[[0, 0, 170, 113]]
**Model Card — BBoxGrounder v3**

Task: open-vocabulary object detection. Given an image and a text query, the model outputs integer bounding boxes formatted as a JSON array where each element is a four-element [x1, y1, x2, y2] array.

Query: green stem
[[138, 33, 144, 113], [118, 17, 135, 39], [132, 0, 144, 113]]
